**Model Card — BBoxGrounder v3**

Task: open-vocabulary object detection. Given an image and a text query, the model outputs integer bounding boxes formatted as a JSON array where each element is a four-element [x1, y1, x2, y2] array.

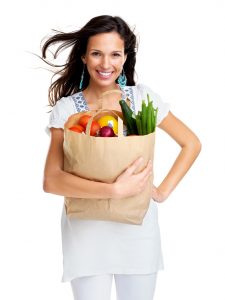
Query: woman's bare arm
[[152, 112, 202, 202], [43, 128, 152, 199]]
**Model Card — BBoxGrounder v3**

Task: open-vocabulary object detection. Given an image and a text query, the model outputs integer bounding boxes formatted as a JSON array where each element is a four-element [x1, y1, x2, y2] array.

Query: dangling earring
[[117, 69, 127, 89], [79, 64, 85, 90]]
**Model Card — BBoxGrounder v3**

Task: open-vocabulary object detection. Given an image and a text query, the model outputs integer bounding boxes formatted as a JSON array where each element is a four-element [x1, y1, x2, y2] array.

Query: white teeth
[[98, 71, 112, 77]]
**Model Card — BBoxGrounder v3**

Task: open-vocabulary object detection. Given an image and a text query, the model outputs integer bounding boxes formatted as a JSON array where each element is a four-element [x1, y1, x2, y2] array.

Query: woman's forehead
[[87, 32, 125, 50]]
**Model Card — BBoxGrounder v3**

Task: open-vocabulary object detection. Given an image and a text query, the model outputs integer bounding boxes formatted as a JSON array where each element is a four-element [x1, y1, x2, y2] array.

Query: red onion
[[99, 126, 115, 137]]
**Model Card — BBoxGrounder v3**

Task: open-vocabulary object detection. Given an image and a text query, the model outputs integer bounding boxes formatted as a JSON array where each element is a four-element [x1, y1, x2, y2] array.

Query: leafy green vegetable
[[119, 94, 158, 135]]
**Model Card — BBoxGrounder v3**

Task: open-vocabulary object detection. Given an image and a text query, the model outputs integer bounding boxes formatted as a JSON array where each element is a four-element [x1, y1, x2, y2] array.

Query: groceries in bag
[[63, 94, 158, 224]]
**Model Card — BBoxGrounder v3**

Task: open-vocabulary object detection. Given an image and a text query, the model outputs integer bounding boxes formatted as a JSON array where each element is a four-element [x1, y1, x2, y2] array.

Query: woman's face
[[82, 32, 127, 89]]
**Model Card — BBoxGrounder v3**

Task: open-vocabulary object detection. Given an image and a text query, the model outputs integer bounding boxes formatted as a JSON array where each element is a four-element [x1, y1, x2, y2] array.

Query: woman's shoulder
[[128, 83, 157, 95], [128, 83, 170, 126], [51, 94, 77, 117], [129, 83, 167, 101], [54, 94, 75, 108], [124, 83, 161, 107], [46, 95, 76, 133]]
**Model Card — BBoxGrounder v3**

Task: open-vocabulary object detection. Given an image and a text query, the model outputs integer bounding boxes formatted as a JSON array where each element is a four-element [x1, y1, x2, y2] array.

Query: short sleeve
[[45, 96, 75, 135], [134, 84, 170, 126]]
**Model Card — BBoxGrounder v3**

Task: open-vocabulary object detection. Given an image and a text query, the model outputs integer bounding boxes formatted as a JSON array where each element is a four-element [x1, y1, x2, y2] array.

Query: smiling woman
[[81, 32, 127, 87], [81, 32, 128, 109], [42, 15, 201, 300]]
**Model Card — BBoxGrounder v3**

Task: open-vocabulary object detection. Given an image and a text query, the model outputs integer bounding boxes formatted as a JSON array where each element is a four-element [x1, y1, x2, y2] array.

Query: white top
[[46, 84, 170, 282]]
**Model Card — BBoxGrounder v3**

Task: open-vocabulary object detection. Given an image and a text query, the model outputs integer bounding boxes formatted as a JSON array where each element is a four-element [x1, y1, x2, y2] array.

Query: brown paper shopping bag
[[63, 109, 155, 225]]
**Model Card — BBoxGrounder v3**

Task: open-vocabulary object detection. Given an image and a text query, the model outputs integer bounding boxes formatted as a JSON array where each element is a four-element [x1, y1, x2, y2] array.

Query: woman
[[43, 15, 201, 300]]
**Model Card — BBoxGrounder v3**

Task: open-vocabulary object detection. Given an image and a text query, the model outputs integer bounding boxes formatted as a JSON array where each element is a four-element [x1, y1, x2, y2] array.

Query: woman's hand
[[113, 157, 152, 199], [151, 185, 168, 203]]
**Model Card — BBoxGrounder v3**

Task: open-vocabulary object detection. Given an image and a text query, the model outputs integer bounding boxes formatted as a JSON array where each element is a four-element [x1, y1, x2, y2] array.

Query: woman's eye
[[113, 53, 121, 57], [90, 52, 121, 57], [91, 52, 100, 56]]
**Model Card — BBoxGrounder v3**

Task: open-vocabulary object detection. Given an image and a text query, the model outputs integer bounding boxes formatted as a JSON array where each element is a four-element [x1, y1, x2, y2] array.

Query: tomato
[[78, 114, 101, 136], [69, 124, 85, 133], [78, 115, 92, 129], [97, 115, 118, 134], [89, 120, 101, 136]]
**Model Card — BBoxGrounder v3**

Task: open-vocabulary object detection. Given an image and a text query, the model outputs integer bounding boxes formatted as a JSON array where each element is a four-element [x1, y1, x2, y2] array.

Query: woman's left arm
[[152, 111, 202, 202]]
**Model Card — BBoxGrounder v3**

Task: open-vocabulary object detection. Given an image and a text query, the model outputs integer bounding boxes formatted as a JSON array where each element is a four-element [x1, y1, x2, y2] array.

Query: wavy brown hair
[[41, 15, 138, 106]]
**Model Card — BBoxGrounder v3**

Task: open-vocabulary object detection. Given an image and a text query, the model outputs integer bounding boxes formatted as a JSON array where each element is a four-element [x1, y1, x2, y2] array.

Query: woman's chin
[[92, 78, 118, 88]]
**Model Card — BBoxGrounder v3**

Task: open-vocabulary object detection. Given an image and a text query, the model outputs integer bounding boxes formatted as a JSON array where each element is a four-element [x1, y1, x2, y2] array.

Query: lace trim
[[71, 92, 89, 112]]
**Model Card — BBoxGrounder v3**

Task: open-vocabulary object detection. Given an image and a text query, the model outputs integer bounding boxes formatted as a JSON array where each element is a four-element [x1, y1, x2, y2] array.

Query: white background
[[1, 0, 225, 299]]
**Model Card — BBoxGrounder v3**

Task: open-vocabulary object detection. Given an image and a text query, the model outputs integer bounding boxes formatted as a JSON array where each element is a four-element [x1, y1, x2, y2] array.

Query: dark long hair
[[41, 15, 138, 106]]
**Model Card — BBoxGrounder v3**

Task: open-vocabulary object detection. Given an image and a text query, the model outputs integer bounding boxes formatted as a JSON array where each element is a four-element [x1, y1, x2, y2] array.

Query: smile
[[97, 71, 113, 79]]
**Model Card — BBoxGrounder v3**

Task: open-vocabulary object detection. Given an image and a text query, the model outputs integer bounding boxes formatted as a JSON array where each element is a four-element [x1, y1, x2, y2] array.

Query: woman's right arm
[[43, 128, 152, 199]]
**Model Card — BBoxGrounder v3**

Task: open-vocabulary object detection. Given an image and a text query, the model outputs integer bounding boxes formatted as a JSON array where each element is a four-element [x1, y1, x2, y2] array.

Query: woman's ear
[[81, 56, 86, 64]]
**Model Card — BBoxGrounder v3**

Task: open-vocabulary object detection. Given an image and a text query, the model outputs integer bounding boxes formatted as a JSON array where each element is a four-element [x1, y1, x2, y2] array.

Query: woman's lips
[[96, 70, 113, 79]]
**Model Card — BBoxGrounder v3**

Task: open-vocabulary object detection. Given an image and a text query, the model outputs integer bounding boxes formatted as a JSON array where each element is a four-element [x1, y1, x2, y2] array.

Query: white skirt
[[61, 199, 164, 282]]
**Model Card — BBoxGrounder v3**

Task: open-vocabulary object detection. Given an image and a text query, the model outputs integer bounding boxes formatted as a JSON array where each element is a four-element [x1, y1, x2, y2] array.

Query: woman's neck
[[82, 82, 123, 110], [83, 82, 121, 104]]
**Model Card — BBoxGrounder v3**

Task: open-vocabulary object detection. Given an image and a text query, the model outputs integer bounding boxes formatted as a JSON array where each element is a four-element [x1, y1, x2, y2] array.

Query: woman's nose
[[100, 56, 110, 69]]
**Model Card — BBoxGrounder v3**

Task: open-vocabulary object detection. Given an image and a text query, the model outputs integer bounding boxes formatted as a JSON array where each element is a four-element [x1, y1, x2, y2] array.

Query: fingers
[[137, 160, 152, 186], [129, 158, 152, 175], [125, 157, 144, 175], [115, 158, 153, 198], [142, 163, 153, 183], [134, 160, 152, 194], [125, 158, 152, 184], [140, 159, 152, 178]]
